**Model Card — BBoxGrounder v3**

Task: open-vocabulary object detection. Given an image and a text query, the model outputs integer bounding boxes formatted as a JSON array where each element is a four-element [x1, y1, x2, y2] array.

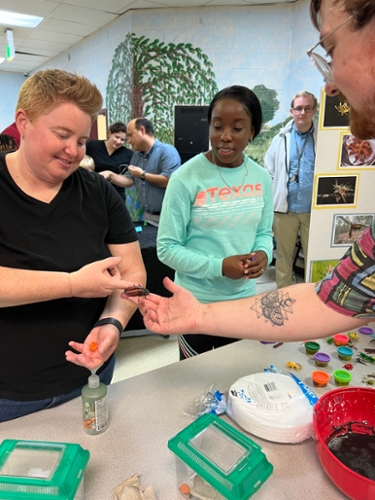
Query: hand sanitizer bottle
[[82, 371, 109, 435]]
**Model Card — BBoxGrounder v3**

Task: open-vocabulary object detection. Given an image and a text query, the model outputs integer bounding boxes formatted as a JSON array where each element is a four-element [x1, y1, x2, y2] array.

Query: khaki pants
[[273, 211, 311, 288]]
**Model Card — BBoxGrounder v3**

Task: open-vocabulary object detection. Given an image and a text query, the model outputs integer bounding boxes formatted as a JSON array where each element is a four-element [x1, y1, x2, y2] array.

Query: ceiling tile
[[52, 4, 118, 26], [28, 28, 83, 45], [61, 0, 137, 15], [0, 0, 59, 18], [40, 18, 98, 37]]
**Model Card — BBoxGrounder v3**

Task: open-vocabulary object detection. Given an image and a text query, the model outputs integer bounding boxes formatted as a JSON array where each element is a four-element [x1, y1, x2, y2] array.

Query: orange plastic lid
[[312, 371, 330, 384]]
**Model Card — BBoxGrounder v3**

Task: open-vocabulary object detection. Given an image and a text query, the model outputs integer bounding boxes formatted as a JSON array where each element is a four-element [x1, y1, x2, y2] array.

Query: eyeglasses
[[307, 13, 354, 82], [292, 107, 315, 114]]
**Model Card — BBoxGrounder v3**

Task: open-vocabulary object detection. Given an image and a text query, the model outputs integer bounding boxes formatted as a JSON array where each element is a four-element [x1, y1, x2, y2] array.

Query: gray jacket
[[264, 120, 317, 213]]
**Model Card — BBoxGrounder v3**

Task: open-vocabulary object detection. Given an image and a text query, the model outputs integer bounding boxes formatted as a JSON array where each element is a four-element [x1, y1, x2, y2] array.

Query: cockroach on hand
[[124, 284, 150, 297]]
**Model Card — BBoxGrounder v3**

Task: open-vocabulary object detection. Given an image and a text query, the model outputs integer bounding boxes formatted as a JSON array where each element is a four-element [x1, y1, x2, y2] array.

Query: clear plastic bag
[[183, 384, 227, 419]]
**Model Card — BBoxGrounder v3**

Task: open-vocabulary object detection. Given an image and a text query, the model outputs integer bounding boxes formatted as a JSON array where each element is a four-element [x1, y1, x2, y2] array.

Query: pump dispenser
[[81, 370, 109, 435]]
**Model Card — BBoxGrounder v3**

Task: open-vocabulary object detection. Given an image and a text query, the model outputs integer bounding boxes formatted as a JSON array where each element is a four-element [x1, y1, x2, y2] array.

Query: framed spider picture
[[331, 213, 374, 247], [310, 259, 340, 282], [338, 133, 375, 169], [313, 174, 358, 208]]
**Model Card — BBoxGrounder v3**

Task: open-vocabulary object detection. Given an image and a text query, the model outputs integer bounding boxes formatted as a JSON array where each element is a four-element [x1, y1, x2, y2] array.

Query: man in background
[[264, 90, 318, 288], [101, 118, 181, 225]]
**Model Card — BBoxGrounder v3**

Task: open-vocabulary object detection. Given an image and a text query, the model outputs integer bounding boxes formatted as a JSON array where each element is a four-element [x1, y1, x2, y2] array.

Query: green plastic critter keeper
[[0, 439, 89, 499], [168, 414, 273, 500]]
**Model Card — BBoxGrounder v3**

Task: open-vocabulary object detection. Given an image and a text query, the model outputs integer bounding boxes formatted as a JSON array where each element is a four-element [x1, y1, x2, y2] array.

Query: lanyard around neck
[[290, 127, 310, 183]]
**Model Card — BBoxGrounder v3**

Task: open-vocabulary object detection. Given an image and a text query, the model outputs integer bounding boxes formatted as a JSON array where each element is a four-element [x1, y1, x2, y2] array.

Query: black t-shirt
[[85, 140, 133, 199], [0, 152, 138, 400]]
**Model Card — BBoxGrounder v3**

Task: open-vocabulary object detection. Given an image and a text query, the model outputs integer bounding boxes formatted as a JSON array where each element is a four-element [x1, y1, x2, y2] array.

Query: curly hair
[[310, 0, 375, 30]]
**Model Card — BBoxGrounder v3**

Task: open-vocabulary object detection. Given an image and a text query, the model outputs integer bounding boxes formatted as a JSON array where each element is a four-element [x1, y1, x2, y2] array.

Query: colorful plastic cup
[[333, 369, 352, 386], [358, 327, 374, 335], [314, 352, 331, 367], [333, 334, 349, 346], [312, 371, 330, 387], [337, 346, 353, 361], [305, 341, 320, 355]]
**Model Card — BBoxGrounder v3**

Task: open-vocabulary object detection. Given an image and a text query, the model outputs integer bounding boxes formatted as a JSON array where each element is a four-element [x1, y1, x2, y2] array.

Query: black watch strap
[[94, 317, 123, 335], [140, 171, 146, 181]]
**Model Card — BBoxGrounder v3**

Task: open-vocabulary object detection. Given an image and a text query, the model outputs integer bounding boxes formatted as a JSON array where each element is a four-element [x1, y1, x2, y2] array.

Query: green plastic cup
[[333, 369, 352, 386], [305, 341, 320, 355]]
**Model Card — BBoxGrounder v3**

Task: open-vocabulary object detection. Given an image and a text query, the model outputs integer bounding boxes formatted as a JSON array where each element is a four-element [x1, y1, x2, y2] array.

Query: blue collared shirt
[[129, 139, 181, 213], [288, 124, 315, 213]]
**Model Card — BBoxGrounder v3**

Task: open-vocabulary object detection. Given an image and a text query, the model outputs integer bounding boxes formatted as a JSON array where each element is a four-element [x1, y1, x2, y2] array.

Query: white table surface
[[1, 323, 374, 500]]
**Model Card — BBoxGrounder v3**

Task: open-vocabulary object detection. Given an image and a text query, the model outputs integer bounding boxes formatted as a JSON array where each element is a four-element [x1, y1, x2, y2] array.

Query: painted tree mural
[[106, 33, 219, 144], [106, 33, 218, 220], [252, 84, 279, 125]]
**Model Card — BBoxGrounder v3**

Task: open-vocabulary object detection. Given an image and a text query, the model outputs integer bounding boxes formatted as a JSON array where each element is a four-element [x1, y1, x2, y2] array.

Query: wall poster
[[306, 88, 375, 283]]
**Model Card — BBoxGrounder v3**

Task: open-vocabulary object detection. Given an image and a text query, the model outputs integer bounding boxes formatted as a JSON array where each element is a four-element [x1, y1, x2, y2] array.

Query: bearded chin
[[349, 107, 375, 140]]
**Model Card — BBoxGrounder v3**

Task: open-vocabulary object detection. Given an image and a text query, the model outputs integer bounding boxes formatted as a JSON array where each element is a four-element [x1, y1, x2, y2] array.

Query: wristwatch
[[140, 170, 146, 181]]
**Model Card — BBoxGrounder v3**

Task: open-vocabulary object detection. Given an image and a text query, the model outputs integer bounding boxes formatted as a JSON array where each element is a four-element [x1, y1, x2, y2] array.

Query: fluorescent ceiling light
[[0, 9, 43, 28], [6, 30, 15, 61]]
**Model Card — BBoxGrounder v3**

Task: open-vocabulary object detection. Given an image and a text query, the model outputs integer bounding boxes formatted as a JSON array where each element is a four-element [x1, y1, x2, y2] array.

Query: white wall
[[0, 72, 27, 132]]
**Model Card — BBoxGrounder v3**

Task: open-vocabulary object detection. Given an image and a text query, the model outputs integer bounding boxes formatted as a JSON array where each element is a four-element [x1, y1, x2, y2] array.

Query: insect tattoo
[[250, 290, 296, 326]]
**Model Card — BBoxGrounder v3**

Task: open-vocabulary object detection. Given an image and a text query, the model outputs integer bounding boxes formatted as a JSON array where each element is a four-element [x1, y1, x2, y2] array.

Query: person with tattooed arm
[[122, 0, 375, 340]]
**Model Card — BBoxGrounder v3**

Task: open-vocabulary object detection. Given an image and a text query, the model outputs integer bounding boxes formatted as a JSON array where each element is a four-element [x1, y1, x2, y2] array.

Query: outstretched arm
[[124, 278, 369, 341]]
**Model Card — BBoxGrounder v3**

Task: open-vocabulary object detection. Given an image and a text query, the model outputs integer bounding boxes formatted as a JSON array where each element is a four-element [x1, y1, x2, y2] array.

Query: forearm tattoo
[[250, 290, 296, 326]]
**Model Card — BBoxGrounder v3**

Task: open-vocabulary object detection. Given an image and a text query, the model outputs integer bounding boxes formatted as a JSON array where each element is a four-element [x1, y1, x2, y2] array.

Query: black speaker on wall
[[174, 106, 209, 164]]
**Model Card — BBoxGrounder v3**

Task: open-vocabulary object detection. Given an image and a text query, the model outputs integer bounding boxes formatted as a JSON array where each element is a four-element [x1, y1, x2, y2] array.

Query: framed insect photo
[[338, 133, 375, 169], [314, 174, 358, 208], [331, 213, 374, 247], [310, 259, 340, 282], [319, 90, 350, 130]]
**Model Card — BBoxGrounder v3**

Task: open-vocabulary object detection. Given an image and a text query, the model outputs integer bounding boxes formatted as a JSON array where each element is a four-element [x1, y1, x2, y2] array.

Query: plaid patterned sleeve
[[315, 221, 375, 318]]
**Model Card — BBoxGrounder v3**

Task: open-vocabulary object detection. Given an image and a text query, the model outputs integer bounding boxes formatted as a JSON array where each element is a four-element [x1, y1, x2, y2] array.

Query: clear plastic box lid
[[168, 414, 273, 500], [0, 440, 89, 499]]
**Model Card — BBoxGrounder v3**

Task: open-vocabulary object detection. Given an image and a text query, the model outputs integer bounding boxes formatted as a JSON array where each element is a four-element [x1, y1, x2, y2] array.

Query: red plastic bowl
[[313, 387, 375, 500]]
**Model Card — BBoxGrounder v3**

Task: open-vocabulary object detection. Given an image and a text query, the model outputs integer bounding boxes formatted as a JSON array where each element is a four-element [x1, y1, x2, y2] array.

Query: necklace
[[210, 151, 248, 191]]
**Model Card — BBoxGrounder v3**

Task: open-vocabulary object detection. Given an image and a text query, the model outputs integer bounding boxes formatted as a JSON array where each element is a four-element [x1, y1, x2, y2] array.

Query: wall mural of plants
[[106, 33, 219, 220], [106, 32, 291, 220]]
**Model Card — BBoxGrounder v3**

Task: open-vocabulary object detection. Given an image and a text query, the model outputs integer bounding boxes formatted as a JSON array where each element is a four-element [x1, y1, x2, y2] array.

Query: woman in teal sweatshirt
[[157, 85, 274, 359]]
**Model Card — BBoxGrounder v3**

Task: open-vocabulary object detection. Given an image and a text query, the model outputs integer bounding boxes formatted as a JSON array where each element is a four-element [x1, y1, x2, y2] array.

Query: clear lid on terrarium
[[168, 414, 273, 500], [0, 439, 89, 499]]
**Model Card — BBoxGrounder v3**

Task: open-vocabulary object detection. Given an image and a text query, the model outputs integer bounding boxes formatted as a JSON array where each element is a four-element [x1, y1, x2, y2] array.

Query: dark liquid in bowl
[[328, 433, 375, 480]]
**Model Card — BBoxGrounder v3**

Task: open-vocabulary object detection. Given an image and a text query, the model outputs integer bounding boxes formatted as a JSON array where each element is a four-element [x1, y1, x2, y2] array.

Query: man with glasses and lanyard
[[123, 0, 375, 347], [264, 91, 318, 288]]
